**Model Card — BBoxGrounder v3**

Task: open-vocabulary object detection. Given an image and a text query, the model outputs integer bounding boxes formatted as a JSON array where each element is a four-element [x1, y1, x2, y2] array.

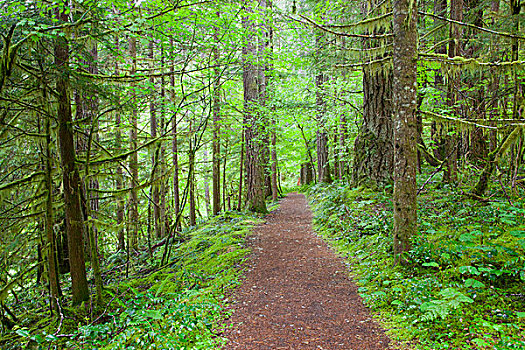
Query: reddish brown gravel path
[[222, 193, 391, 349]]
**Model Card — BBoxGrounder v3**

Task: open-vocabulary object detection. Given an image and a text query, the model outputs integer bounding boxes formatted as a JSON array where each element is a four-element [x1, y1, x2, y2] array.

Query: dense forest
[[0, 0, 524, 348]]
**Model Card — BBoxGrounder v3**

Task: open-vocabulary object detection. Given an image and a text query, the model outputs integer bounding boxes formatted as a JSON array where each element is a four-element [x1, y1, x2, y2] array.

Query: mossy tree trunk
[[170, 36, 181, 234], [212, 14, 221, 216], [55, 7, 89, 305], [128, 24, 139, 250], [42, 87, 62, 312], [392, 0, 418, 263], [315, 29, 331, 184]]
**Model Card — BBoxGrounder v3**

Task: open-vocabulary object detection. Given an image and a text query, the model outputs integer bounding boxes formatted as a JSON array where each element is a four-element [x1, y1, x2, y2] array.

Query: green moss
[[4, 212, 260, 350]]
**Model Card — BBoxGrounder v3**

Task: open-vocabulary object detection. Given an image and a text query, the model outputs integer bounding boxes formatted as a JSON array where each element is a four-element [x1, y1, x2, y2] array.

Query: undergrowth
[[307, 182, 525, 350], [3, 211, 261, 349]]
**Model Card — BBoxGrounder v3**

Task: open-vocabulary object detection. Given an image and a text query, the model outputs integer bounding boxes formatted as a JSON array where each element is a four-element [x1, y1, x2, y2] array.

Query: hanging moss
[[419, 53, 525, 76], [330, 12, 393, 33]]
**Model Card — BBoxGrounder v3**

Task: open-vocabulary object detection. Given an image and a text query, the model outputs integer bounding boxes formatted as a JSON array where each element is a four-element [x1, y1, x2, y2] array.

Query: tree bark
[[54, 8, 89, 304], [170, 37, 181, 233], [315, 29, 331, 184], [352, 70, 393, 188], [212, 15, 221, 216], [159, 43, 167, 238], [338, 112, 348, 180], [42, 89, 61, 312], [443, 0, 463, 183], [114, 31, 125, 252], [266, 0, 279, 201], [243, 0, 268, 213], [204, 148, 211, 217], [149, 39, 162, 239], [392, 0, 418, 262], [128, 28, 139, 250], [188, 146, 197, 226], [83, 41, 103, 305], [271, 121, 279, 200], [238, 131, 245, 210]]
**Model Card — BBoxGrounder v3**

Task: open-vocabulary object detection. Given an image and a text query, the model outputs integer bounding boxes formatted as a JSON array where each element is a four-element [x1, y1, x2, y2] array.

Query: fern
[[418, 288, 474, 323], [419, 300, 450, 322]]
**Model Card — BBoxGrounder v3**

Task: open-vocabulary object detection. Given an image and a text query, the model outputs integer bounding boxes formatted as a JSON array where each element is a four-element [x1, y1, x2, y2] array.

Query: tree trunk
[[114, 32, 125, 252], [488, 0, 500, 152], [237, 131, 245, 210], [149, 39, 162, 239], [465, 0, 487, 164], [223, 137, 229, 210], [510, 0, 521, 120], [170, 37, 181, 234], [212, 15, 221, 216], [300, 162, 314, 185], [352, 70, 393, 188], [128, 29, 139, 250], [431, 0, 448, 167], [83, 41, 103, 305], [54, 8, 89, 304], [315, 29, 331, 184], [392, 0, 418, 263], [443, 0, 463, 183], [159, 44, 167, 238], [243, 0, 268, 213], [42, 93, 61, 312], [266, 0, 279, 201], [339, 112, 348, 180], [257, 0, 272, 198], [204, 148, 211, 217], [188, 147, 196, 226], [57, 223, 69, 274], [271, 122, 279, 200]]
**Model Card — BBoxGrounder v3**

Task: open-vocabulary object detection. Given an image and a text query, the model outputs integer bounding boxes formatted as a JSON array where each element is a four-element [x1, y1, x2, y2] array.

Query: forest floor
[[221, 193, 391, 349]]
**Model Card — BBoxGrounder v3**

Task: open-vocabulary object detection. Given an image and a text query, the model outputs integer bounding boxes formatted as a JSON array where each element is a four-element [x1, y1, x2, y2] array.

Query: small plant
[[418, 288, 474, 322]]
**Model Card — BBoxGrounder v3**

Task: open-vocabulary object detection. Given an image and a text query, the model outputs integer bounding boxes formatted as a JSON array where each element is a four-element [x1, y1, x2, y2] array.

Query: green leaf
[[459, 233, 475, 243], [464, 278, 485, 289], [455, 294, 474, 303], [423, 262, 439, 268], [45, 334, 58, 342], [509, 230, 525, 238], [143, 310, 163, 320], [459, 265, 481, 275], [472, 338, 490, 347], [501, 217, 517, 225], [438, 288, 474, 303], [15, 329, 30, 338], [516, 312, 525, 318]]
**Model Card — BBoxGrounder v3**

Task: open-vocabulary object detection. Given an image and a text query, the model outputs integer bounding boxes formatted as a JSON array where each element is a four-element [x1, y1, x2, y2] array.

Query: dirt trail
[[222, 193, 391, 350]]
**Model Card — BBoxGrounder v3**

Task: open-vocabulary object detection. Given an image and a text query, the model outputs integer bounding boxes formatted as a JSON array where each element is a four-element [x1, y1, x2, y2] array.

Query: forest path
[[222, 193, 391, 349]]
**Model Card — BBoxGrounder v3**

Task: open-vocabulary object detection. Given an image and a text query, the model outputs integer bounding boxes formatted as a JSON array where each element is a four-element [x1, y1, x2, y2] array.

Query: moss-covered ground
[[2, 212, 262, 349]]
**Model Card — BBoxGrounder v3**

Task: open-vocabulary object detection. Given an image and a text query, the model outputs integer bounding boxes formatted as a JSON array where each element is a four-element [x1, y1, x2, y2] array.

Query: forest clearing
[[0, 0, 525, 349]]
